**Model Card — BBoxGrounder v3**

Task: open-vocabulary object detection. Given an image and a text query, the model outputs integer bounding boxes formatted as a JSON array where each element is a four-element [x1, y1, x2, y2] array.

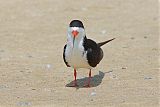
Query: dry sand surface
[[0, 0, 159, 107]]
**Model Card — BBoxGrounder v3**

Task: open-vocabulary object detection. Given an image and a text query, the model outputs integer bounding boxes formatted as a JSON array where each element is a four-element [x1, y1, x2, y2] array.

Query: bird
[[63, 20, 115, 87]]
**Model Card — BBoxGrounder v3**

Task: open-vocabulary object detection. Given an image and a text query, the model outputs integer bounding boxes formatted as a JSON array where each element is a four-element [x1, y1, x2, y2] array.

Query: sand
[[0, 0, 159, 107]]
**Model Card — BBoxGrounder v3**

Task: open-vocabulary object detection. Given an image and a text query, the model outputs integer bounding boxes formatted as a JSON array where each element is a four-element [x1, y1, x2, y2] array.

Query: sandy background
[[0, 0, 159, 107]]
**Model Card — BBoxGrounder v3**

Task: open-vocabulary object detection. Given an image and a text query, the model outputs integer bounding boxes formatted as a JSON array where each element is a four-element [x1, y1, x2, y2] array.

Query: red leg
[[68, 69, 78, 87], [74, 69, 78, 86], [84, 69, 91, 87]]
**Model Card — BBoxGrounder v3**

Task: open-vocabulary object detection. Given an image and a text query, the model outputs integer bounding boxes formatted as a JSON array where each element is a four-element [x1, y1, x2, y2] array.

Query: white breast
[[65, 40, 91, 69]]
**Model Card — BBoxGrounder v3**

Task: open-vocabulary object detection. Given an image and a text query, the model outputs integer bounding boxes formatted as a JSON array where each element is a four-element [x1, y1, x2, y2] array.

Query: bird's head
[[67, 20, 86, 48]]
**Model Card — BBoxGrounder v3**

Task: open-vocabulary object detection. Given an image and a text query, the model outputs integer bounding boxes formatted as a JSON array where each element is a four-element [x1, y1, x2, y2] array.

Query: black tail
[[97, 38, 115, 47]]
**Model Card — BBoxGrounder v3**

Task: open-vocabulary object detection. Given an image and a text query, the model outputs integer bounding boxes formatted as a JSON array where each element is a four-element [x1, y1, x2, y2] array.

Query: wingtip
[[98, 38, 115, 47]]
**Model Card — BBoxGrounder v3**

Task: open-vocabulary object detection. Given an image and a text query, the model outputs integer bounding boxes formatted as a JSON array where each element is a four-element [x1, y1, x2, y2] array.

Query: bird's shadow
[[66, 71, 105, 88]]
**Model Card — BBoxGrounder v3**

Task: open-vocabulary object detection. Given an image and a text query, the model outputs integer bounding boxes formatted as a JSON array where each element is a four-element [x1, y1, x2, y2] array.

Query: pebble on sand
[[0, 84, 9, 90], [144, 77, 152, 80], [108, 71, 117, 79], [46, 64, 51, 69], [101, 30, 107, 34], [17, 101, 31, 106], [144, 36, 147, 39], [122, 67, 127, 69], [91, 92, 96, 96]]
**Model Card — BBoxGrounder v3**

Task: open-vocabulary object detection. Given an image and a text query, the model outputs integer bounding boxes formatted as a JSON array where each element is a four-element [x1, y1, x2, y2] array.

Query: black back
[[69, 20, 84, 28], [83, 37, 103, 67]]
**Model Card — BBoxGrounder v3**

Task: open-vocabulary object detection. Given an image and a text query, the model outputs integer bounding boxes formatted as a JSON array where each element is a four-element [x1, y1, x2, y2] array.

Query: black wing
[[63, 45, 70, 67], [83, 37, 103, 67]]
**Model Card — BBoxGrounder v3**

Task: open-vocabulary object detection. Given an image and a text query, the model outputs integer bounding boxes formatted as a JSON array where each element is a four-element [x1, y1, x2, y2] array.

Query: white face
[[67, 27, 85, 48]]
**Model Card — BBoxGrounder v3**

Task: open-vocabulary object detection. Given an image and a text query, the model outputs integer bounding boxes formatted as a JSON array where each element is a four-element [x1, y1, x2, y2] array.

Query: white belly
[[65, 43, 91, 69]]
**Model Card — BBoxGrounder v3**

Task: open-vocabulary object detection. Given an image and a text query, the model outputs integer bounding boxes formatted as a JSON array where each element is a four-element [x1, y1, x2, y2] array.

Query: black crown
[[69, 20, 84, 28]]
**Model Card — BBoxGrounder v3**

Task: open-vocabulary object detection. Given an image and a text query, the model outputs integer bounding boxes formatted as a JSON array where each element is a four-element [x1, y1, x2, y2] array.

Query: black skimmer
[[63, 20, 115, 87]]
